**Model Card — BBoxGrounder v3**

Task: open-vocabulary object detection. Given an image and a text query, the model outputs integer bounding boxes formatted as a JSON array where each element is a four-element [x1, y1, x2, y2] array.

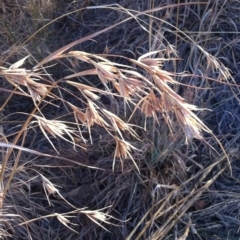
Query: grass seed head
[[56, 213, 78, 233], [68, 103, 86, 124], [113, 137, 138, 171], [85, 101, 109, 128], [94, 61, 119, 84], [140, 90, 161, 118], [33, 115, 76, 152], [40, 174, 60, 206], [102, 109, 138, 138]]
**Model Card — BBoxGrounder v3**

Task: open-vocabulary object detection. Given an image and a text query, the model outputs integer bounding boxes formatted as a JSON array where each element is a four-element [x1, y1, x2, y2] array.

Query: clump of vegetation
[[0, 1, 240, 239]]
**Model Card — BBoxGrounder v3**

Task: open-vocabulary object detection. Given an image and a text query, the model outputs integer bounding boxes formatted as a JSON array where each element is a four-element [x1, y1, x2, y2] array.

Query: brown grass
[[0, 0, 240, 239]]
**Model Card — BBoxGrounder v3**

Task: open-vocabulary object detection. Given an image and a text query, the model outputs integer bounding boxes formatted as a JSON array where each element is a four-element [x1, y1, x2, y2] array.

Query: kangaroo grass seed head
[[56, 213, 78, 233], [32, 115, 77, 153], [113, 136, 139, 172]]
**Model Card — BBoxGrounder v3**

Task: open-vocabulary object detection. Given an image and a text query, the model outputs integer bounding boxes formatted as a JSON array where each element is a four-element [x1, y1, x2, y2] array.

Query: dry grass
[[0, 0, 240, 239]]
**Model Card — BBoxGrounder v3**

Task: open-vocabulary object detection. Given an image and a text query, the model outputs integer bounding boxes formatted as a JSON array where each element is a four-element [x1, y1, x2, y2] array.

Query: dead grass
[[0, 0, 240, 239]]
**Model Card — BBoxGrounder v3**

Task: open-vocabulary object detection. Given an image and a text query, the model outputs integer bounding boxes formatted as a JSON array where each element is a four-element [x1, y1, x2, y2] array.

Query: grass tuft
[[0, 0, 240, 239]]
